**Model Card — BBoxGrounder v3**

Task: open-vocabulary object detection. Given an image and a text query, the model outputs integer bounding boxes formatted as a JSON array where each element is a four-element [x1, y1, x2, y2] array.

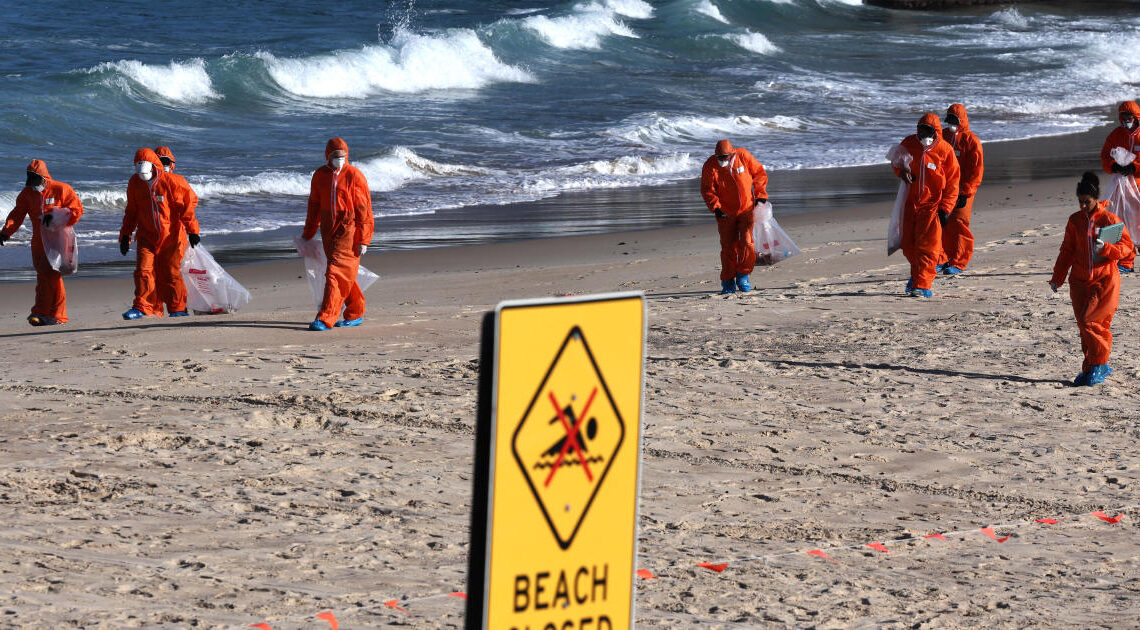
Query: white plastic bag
[[294, 236, 379, 308], [180, 245, 252, 314], [886, 144, 913, 256], [752, 201, 800, 265], [1110, 146, 1136, 167], [41, 208, 78, 275]]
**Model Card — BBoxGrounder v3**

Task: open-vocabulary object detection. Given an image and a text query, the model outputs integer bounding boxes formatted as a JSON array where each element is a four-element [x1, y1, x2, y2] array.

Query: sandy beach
[[1, 156, 1139, 628]]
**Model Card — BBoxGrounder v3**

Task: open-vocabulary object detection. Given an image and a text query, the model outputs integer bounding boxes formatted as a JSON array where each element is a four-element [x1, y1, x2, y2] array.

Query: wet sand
[[0, 129, 1137, 628]]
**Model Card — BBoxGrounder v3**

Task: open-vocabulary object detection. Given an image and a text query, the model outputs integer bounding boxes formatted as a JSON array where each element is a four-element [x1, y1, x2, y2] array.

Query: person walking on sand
[[1100, 100, 1140, 274], [155, 145, 202, 254], [1050, 172, 1133, 387], [0, 160, 84, 326], [119, 147, 200, 320], [700, 139, 768, 294], [937, 104, 983, 276], [300, 138, 374, 331], [891, 113, 960, 298]]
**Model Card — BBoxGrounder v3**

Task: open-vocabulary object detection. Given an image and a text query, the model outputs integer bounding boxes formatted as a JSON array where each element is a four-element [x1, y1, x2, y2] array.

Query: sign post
[[467, 292, 645, 630]]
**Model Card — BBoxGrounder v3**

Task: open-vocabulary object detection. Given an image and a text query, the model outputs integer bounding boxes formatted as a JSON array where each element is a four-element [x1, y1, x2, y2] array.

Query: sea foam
[[260, 29, 533, 98], [522, 1, 646, 50], [725, 31, 780, 55], [607, 113, 808, 147], [73, 147, 482, 210], [695, 0, 730, 24], [91, 58, 219, 104]]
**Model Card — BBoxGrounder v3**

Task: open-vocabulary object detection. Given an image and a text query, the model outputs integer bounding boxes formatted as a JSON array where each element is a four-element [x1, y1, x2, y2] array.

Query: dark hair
[[1076, 171, 1099, 198]]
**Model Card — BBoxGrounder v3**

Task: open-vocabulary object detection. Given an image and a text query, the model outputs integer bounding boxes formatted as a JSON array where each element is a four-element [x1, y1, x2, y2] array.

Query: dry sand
[[0, 174, 1137, 629]]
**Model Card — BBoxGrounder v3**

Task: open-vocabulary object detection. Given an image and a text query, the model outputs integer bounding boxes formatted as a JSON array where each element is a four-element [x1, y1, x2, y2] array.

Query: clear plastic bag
[[180, 245, 252, 314], [1110, 146, 1136, 167], [752, 201, 800, 265], [41, 208, 79, 275], [294, 236, 379, 307], [886, 144, 913, 256], [1106, 173, 1140, 251]]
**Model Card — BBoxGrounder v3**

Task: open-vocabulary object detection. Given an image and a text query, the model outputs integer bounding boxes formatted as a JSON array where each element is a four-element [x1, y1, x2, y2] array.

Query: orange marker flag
[[1092, 511, 1124, 524], [923, 533, 947, 541], [316, 611, 338, 630], [384, 600, 410, 615], [249, 624, 271, 630], [449, 592, 468, 600], [696, 562, 728, 573], [636, 569, 657, 579], [806, 549, 837, 563], [1035, 518, 1062, 525], [866, 542, 889, 553], [980, 527, 1010, 543]]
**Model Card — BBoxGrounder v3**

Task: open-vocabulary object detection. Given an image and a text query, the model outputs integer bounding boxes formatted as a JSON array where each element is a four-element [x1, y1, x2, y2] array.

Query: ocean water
[[1, 0, 1138, 276]]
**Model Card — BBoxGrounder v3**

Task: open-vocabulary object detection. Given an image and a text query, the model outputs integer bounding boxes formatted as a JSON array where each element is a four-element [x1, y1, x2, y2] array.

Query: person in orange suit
[[700, 139, 768, 294], [1050, 172, 1133, 386], [891, 113, 960, 297], [0, 160, 84, 326], [1099, 100, 1140, 273], [119, 147, 201, 320], [154, 145, 201, 250], [937, 104, 984, 275], [301, 138, 374, 331]]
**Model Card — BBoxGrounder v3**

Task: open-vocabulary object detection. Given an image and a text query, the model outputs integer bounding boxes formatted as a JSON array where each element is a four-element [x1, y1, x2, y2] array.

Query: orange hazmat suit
[[1050, 200, 1133, 373], [940, 104, 983, 270], [119, 148, 200, 316], [301, 138, 375, 328], [892, 113, 960, 291], [700, 140, 768, 282], [153, 146, 200, 244], [1, 160, 84, 323], [1100, 101, 1140, 270]]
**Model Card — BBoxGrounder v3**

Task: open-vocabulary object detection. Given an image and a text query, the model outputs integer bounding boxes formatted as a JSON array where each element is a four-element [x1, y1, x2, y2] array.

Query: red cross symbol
[[543, 387, 597, 487]]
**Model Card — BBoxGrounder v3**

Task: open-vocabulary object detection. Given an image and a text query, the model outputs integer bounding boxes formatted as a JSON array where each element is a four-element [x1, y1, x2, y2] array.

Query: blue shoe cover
[[1087, 364, 1113, 385], [335, 317, 364, 328], [908, 288, 933, 298], [308, 320, 330, 331], [720, 280, 736, 294], [905, 278, 915, 294], [944, 266, 964, 275], [935, 263, 948, 273], [735, 274, 752, 292], [1119, 265, 1134, 274], [122, 308, 144, 320], [169, 310, 190, 317], [27, 314, 59, 327], [1072, 372, 1090, 387]]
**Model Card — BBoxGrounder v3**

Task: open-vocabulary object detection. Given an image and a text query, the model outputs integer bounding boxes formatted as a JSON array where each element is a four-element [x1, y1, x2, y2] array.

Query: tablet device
[[1098, 222, 1125, 244]]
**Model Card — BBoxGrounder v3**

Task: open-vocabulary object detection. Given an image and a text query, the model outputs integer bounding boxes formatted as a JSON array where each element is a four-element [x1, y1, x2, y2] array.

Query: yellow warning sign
[[513, 325, 626, 551], [467, 292, 644, 630]]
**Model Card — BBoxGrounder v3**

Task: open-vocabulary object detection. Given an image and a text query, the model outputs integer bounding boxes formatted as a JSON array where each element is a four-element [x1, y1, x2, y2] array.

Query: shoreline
[[0, 123, 1113, 284]]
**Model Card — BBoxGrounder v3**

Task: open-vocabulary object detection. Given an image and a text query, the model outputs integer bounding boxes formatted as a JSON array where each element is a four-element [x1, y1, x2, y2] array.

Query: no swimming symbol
[[512, 327, 625, 550]]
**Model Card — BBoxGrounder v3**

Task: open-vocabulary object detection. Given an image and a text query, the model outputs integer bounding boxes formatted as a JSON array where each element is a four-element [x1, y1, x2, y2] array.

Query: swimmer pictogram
[[512, 326, 625, 550]]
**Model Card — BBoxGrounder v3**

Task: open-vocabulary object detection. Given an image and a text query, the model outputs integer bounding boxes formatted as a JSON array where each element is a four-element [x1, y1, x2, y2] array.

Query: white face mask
[[330, 157, 346, 169], [944, 124, 958, 133], [33, 184, 45, 193], [136, 161, 153, 181], [920, 136, 935, 147], [163, 165, 172, 172], [717, 157, 730, 168], [1124, 119, 1137, 131]]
